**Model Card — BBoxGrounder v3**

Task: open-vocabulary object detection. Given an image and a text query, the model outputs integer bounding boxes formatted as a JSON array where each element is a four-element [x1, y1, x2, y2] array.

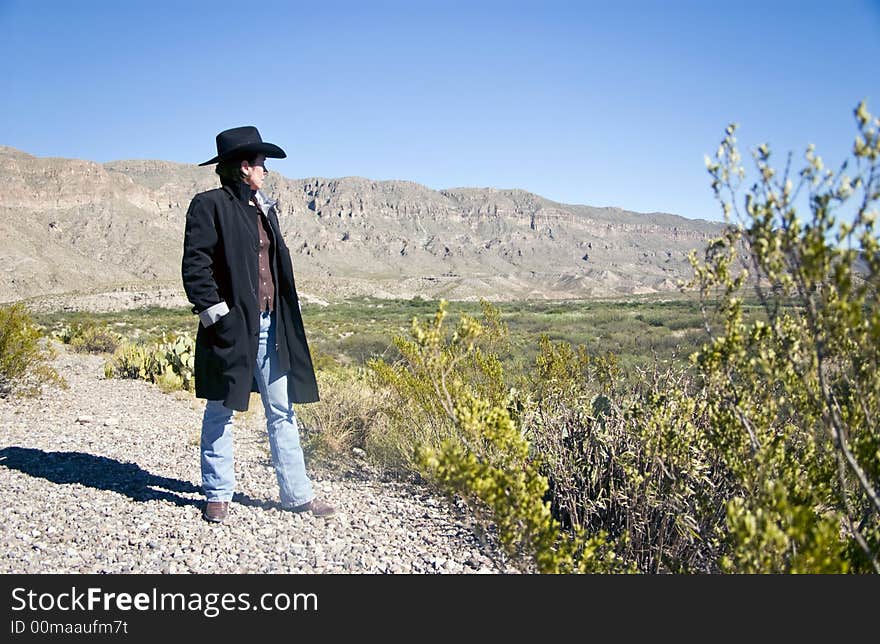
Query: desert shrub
[[336, 332, 398, 365], [104, 332, 195, 393], [635, 313, 665, 327], [370, 297, 723, 572], [368, 299, 511, 472], [691, 101, 880, 572], [0, 303, 65, 397], [308, 347, 342, 372], [40, 307, 195, 344], [418, 392, 626, 573], [521, 337, 736, 573], [55, 322, 121, 354], [296, 368, 388, 459], [153, 369, 184, 394], [370, 300, 622, 571]]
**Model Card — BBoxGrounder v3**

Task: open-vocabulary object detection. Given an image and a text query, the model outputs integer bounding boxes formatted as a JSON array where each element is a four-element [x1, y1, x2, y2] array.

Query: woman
[[182, 126, 334, 523]]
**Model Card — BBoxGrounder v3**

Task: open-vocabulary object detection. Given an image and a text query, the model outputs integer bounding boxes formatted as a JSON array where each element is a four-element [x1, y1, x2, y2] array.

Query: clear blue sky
[[2, 0, 878, 222]]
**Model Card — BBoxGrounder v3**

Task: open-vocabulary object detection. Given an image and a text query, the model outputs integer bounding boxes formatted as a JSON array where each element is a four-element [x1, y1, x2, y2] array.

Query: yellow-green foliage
[[694, 101, 880, 572], [0, 303, 65, 397], [418, 392, 623, 573], [296, 367, 388, 458], [371, 299, 625, 572], [368, 299, 510, 471], [104, 332, 195, 393], [55, 322, 121, 354]]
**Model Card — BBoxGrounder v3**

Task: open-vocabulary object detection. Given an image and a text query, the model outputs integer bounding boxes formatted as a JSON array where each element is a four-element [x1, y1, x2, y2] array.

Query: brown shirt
[[250, 202, 275, 312]]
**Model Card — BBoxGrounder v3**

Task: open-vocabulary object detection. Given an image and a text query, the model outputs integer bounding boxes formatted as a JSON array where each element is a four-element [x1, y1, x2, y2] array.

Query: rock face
[[0, 146, 725, 303]]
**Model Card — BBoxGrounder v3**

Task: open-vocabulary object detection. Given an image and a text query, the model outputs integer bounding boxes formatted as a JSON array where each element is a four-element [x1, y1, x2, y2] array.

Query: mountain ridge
[[0, 145, 725, 305]]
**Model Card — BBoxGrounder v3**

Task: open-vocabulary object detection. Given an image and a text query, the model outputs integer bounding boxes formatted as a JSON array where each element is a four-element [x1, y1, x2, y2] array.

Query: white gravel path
[[0, 346, 509, 574]]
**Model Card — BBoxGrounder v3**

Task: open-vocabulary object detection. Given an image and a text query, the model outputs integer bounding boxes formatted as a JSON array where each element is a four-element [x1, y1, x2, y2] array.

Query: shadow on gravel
[[0, 447, 269, 509]]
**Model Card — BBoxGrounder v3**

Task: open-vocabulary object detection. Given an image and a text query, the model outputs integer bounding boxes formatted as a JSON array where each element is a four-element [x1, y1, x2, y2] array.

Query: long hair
[[216, 154, 259, 186]]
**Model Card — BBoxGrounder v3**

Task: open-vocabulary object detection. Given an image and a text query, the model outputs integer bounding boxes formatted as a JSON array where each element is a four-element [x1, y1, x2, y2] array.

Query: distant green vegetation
[[33, 293, 745, 378], [35, 307, 194, 344]]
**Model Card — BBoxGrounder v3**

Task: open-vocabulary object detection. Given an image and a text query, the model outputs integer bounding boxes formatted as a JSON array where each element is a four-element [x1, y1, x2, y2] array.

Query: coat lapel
[[222, 184, 260, 246]]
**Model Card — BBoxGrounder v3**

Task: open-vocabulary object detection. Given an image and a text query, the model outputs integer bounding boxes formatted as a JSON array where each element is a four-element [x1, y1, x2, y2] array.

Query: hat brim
[[198, 142, 287, 166]]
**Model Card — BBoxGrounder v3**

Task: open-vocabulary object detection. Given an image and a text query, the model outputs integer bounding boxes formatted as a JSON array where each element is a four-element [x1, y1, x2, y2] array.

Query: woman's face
[[241, 154, 268, 191]]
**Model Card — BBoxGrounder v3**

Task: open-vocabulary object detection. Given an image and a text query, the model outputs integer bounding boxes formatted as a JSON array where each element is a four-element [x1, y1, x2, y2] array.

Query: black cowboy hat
[[198, 126, 287, 166]]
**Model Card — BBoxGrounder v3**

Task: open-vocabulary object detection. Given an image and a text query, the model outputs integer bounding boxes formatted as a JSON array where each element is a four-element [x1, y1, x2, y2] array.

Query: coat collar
[[221, 183, 260, 245], [220, 181, 277, 216], [221, 180, 256, 206]]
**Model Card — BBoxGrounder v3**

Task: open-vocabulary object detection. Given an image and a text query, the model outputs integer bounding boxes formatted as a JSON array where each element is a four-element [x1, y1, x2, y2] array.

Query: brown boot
[[289, 498, 335, 518], [203, 501, 229, 523]]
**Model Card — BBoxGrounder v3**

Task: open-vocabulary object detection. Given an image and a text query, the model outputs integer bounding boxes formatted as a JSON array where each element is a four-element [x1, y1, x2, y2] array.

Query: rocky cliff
[[0, 146, 724, 303]]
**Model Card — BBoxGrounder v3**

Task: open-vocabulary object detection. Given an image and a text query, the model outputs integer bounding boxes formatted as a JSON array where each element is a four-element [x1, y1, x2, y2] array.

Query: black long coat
[[181, 182, 319, 411]]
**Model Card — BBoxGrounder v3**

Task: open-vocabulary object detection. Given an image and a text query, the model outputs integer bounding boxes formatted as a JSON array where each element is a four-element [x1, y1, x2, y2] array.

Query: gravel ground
[[0, 346, 511, 574]]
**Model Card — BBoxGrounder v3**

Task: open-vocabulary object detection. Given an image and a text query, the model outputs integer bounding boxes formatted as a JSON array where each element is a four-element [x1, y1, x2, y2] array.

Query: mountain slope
[[0, 146, 724, 302]]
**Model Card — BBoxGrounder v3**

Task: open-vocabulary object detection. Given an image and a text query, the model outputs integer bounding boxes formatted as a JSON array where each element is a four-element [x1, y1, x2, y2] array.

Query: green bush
[[56, 322, 121, 354], [369, 297, 736, 571], [368, 299, 511, 472], [522, 337, 733, 573], [104, 332, 195, 393], [296, 367, 387, 459], [0, 303, 65, 397], [371, 300, 624, 571], [692, 101, 880, 572], [418, 392, 625, 573]]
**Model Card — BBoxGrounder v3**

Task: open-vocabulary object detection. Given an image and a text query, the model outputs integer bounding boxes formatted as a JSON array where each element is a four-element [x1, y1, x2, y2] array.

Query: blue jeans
[[200, 311, 314, 507]]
